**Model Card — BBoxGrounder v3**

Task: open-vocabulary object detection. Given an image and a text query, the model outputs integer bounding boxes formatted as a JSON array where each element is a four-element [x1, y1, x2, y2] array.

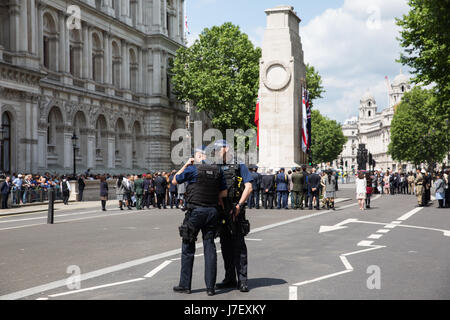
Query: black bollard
[[47, 188, 55, 224]]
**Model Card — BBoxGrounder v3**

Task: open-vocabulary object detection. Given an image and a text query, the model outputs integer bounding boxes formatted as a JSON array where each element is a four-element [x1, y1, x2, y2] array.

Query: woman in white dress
[[355, 172, 367, 210]]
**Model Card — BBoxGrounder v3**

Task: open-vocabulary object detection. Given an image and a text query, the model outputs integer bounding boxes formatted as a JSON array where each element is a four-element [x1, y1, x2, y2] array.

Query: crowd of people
[[247, 166, 340, 211], [1, 167, 448, 211], [354, 168, 450, 209]]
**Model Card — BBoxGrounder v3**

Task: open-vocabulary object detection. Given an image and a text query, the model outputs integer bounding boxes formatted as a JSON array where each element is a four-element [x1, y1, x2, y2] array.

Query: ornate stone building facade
[[0, 0, 187, 175], [339, 72, 415, 173]]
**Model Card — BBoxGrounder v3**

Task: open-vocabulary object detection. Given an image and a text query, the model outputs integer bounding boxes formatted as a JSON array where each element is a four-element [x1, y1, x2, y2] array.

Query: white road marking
[[36, 297, 48, 300], [357, 240, 374, 247], [144, 260, 172, 278], [392, 221, 402, 224], [0, 211, 133, 231], [397, 207, 422, 221], [246, 238, 263, 241], [290, 206, 428, 298], [48, 278, 145, 298], [319, 218, 359, 233], [0, 209, 105, 224], [289, 286, 298, 300], [0, 195, 380, 300], [397, 224, 450, 237], [291, 245, 385, 288], [384, 224, 397, 229]]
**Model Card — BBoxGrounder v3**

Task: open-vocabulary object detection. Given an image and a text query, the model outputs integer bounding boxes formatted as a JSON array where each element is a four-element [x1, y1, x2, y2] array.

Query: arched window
[[129, 48, 138, 92], [73, 111, 87, 168], [69, 29, 82, 78], [1, 112, 11, 173], [92, 33, 103, 82], [132, 121, 142, 168], [95, 115, 108, 168], [112, 41, 121, 88], [43, 12, 57, 71], [47, 107, 64, 167], [115, 118, 126, 167]]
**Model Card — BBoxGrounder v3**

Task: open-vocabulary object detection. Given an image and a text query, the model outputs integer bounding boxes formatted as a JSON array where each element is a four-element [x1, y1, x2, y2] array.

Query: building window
[[43, 36, 50, 69], [368, 111, 371, 117]]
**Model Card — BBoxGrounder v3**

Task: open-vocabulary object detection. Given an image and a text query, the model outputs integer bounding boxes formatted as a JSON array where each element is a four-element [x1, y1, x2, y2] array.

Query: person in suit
[[307, 168, 321, 210], [100, 175, 108, 211], [134, 174, 144, 210], [276, 168, 289, 209], [77, 175, 85, 201], [1, 176, 12, 209], [168, 170, 178, 209], [142, 174, 150, 209], [249, 167, 261, 209], [155, 173, 167, 209], [261, 169, 275, 209]]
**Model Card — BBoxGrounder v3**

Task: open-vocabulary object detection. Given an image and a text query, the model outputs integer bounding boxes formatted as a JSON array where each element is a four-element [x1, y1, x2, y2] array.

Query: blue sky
[[185, 0, 411, 123]]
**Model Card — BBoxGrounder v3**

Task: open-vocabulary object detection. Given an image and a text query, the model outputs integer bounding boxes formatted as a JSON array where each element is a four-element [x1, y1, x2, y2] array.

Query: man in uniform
[[276, 168, 289, 209], [414, 168, 424, 207], [213, 140, 253, 292], [172, 156, 227, 296], [291, 167, 305, 209]]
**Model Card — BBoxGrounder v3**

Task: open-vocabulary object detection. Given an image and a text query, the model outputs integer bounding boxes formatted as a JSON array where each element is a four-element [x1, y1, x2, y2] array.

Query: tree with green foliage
[[310, 109, 346, 165], [170, 22, 261, 132], [396, 0, 450, 119], [388, 87, 448, 168], [305, 63, 325, 108]]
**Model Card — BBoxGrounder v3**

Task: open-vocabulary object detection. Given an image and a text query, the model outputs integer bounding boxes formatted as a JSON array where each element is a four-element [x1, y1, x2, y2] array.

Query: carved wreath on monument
[[262, 60, 292, 91]]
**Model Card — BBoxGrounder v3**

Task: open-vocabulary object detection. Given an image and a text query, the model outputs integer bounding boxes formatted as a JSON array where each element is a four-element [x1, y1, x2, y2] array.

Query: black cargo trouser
[[179, 207, 218, 290], [219, 211, 248, 284]]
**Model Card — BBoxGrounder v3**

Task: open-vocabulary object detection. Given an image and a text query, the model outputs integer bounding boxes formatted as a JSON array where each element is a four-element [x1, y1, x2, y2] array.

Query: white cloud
[[301, 0, 410, 123]]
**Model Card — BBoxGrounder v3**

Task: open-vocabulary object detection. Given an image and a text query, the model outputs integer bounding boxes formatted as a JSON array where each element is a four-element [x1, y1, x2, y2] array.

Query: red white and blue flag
[[301, 87, 309, 153]]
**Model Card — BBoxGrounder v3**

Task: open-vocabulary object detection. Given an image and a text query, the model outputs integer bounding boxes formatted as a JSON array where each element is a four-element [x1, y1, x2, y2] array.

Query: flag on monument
[[301, 88, 308, 153], [255, 95, 260, 147]]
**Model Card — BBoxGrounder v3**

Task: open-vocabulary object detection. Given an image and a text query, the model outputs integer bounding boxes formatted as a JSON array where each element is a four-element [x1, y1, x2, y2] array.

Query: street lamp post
[[71, 132, 78, 178]]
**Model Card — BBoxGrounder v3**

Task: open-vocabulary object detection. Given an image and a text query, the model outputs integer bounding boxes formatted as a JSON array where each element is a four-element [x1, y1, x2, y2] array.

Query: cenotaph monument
[[257, 5, 308, 170]]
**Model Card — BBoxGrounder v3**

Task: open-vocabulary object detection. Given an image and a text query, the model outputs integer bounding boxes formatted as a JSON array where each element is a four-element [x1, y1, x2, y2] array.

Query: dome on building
[[392, 72, 409, 86], [361, 90, 375, 102]]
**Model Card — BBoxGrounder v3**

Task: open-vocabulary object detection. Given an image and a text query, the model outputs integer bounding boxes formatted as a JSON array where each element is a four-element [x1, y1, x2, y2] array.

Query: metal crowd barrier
[[8, 187, 63, 207]]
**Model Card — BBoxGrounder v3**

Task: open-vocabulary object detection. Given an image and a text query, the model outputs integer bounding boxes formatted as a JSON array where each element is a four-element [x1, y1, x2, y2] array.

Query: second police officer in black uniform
[[172, 149, 228, 296], [213, 140, 254, 293]]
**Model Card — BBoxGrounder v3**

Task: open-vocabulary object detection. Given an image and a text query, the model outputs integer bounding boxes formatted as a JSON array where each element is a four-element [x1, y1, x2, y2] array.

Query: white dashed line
[[357, 240, 374, 247], [368, 234, 383, 239], [376, 229, 390, 234]]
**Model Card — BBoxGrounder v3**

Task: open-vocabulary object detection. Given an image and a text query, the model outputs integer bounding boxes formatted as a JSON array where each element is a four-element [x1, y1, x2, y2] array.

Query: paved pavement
[[0, 188, 448, 300]]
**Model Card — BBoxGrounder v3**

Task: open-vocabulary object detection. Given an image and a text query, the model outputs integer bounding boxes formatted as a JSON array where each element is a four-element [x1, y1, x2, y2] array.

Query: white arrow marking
[[319, 219, 359, 233], [144, 260, 172, 278]]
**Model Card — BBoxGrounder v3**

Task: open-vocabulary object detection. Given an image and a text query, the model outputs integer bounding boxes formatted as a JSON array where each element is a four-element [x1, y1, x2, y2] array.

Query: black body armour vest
[[185, 164, 221, 208], [220, 164, 244, 203]]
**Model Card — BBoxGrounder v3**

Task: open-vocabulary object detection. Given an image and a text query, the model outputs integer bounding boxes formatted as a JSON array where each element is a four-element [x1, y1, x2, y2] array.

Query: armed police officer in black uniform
[[213, 140, 253, 293], [172, 154, 228, 296]]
